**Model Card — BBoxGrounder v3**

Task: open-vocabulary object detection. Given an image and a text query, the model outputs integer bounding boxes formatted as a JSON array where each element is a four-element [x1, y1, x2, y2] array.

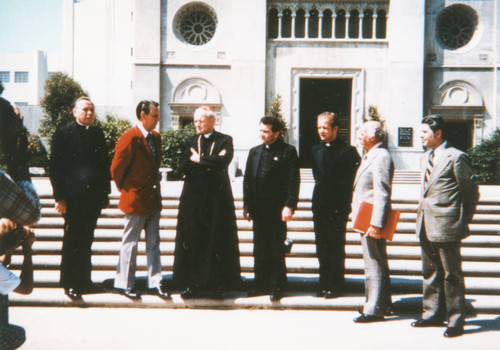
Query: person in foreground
[[311, 112, 360, 298], [111, 100, 168, 299], [173, 106, 241, 299], [243, 116, 300, 301], [411, 115, 479, 338], [352, 120, 394, 323], [49, 97, 111, 299], [0, 83, 39, 349]]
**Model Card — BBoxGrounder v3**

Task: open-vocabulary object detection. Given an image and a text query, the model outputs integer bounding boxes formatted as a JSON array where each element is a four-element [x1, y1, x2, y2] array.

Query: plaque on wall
[[398, 127, 413, 147]]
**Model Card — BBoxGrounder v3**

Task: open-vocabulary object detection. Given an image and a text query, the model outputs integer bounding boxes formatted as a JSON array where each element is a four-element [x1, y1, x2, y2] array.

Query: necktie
[[424, 151, 434, 186], [147, 133, 156, 156]]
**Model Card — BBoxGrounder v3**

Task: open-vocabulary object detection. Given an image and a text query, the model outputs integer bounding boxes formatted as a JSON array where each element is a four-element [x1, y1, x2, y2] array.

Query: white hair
[[194, 106, 215, 120], [364, 120, 385, 141]]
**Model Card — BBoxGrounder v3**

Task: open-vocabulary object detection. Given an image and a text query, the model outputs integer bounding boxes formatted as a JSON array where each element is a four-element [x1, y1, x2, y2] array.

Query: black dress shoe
[[150, 287, 171, 299], [324, 290, 340, 299], [353, 314, 384, 323], [443, 326, 464, 338], [316, 290, 327, 297], [180, 288, 197, 300], [385, 306, 396, 316], [65, 288, 82, 300], [118, 288, 140, 299], [411, 319, 445, 328]]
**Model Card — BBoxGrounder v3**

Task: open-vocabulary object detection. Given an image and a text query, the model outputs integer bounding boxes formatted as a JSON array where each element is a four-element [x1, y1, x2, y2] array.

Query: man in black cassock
[[243, 116, 300, 301], [49, 97, 110, 299], [173, 105, 241, 299], [311, 112, 360, 298]]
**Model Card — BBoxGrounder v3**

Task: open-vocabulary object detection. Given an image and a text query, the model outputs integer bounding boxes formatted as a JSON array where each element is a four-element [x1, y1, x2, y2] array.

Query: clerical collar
[[136, 122, 150, 138], [76, 121, 90, 130], [323, 137, 338, 147], [203, 132, 213, 139]]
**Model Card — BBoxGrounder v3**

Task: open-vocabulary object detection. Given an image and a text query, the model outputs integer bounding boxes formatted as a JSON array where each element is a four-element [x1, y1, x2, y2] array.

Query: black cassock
[[173, 131, 241, 292]]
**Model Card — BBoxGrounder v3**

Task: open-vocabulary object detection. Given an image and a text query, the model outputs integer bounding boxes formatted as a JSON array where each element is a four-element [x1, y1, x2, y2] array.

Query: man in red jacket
[[111, 100, 168, 298]]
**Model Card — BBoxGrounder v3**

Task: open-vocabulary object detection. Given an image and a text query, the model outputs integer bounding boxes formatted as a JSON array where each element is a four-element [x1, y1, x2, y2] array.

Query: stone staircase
[[7, 178, 500, 313], [300, 168, 422, 184]]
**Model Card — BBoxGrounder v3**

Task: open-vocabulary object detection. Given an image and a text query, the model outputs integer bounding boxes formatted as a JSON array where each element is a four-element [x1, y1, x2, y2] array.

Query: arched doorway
[[430, 80, 485, 152]]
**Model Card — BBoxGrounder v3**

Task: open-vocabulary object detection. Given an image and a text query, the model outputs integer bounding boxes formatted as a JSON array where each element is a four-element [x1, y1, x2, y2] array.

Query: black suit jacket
[[49, 123, 110, 204], [0, 97, 30, 182], [243, 140, 300, 215], [311, 138, 360, 216]]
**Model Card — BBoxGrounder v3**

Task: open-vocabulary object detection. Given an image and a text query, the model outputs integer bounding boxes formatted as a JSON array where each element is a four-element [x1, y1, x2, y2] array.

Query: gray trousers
[[114, 209, 162, 290], [419, 229, 465, 328], [360, 233, 392, 316]]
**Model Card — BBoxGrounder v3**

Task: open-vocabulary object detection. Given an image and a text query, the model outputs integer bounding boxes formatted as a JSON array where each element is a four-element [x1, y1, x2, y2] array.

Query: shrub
[[160, 124, 196, 179], [26, 133, 49, 172], [267, 95, 289, 141], [95, 115, 132, 161], [39, 72, 88, 146], [467, 129, 500, 185]]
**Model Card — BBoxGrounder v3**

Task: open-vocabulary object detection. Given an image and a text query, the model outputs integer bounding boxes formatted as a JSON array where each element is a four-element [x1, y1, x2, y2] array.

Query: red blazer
[[111, 126, 162, 215]]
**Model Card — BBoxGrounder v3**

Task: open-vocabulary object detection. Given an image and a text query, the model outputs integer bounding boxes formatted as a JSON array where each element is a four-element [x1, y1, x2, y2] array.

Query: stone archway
[[430, 80, 485, 150], [169, 78, 222, 130]]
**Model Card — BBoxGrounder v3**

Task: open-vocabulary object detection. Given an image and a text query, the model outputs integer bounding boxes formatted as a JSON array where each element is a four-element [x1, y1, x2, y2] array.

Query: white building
[[0, 50, 62, 132], [4, 0, 499, 170]]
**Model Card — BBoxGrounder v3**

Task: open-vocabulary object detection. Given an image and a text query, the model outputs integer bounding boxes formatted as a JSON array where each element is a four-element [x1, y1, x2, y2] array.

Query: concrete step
[[8, 283, 500, 313]]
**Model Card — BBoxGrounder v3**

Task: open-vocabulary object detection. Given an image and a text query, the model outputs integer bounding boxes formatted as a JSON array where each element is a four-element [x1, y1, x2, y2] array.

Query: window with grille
[[0, 72, 10, 83], [14, 72, 29, 83]]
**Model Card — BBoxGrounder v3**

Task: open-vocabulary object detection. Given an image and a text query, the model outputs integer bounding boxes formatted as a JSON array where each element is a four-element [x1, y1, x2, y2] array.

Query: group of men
[[1, 88, 479, 339]]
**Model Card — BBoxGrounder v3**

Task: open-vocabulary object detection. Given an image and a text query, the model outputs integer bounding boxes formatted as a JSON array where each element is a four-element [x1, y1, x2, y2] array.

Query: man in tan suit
[[411, 115, 479, 338]]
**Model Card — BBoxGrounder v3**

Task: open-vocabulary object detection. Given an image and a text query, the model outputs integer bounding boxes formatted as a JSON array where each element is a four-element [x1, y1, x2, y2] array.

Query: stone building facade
[[60, 0, 499, 170]]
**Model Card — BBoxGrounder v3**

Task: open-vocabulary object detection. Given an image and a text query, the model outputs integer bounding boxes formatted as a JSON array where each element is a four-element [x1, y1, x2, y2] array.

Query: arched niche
[[169, 78, 222, 130], [430, 80, 485, 146]]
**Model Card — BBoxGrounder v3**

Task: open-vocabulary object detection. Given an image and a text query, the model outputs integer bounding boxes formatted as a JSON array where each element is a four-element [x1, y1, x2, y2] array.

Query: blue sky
[[0, 0, 62, 53]]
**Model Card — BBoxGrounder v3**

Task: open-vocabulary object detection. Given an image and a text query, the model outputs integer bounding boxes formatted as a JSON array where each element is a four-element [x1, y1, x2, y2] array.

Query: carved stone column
[[474, 117, 484, 146], [305, 13, 310, 38], [345, 13, 350, 38], [358, 13, 364, 39], [170, 115, 180, 130], [277, 12, 283, 39]]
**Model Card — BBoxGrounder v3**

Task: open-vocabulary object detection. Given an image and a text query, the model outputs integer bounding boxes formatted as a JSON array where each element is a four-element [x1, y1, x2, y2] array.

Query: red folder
[[353, 201, 400, 241]]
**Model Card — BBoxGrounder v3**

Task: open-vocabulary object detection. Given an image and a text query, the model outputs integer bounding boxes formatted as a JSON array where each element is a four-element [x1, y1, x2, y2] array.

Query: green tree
[[160, 124, 196, 179], [267, 94, 289, 141], [95, 115, 132, 161], [39, 72, 89, 146], [366, 105, 383, 123], [26, 133, 49, 171], [467, 129, 500, 185]]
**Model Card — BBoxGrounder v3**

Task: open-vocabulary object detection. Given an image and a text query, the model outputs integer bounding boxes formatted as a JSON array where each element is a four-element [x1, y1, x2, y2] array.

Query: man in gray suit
[[352, 120, 394, 323], [411, 115, 479, 338]]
